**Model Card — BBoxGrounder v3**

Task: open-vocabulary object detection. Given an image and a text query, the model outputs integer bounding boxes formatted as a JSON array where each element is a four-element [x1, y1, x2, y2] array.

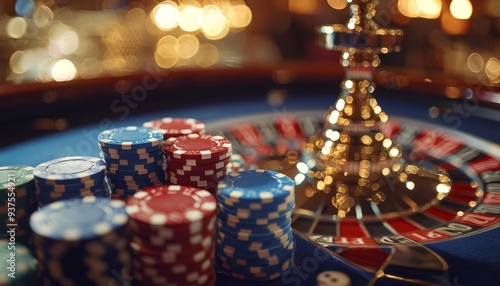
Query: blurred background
[[0, 0, 499, 86]]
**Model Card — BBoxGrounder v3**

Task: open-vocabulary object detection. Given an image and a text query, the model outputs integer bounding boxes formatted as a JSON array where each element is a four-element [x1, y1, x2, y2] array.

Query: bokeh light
[[155, 35, 179, 68], [485, 58, 500, 81], [417, 0, 442, 19], [152, 1, 179, 31], [450, 0, 473, 20], [195, 43, 219, 67], [227, 4, 252, 29], [201, 5, 226, 38], [32, 4, 54, 27], [467, 53, 484, 73], [176, 34, 199, 59], [10, 50, 34, 74], [51, 59, 77, 82], [398, 0, 420, 18], [327, 0, 348, 10], [48, 24, 79, 57], [6, 17, 27, 39], [179, 5, 203, 32], [397, 0, 441, 19]]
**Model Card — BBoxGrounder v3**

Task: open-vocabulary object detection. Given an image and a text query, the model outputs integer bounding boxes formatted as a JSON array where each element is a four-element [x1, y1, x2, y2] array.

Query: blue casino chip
[[99, 145, 161, 155], [217, 218, 291, 235], [105, 171, 165, 183], [30, 196, 128, 240], [100, 150, 164, 162], [219, 192, 295, 212], [218, 200, 295, 219], [217, 211, 292, 227], [217, 169, 294, 204], [33, 156, 106, 184], [35, 180, 105, 193], [216, 235, 294, 258], [216, 254, 293, 274], [98, 126, 163, 150], [215, 254, 294, 281]]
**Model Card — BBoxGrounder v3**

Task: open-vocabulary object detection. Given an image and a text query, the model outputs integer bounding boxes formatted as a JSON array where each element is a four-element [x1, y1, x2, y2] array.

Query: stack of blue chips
[[215, 169, 296, 281], [33, 156, 109, 207], [29, 197, 131, 286], [98, 126, 166, 199]]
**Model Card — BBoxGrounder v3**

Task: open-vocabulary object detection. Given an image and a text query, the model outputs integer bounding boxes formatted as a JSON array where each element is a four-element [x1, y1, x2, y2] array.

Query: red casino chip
[[167, 172, 226, 185], [131, 239, 215, 264], [143, 117, 206, 139], [130, 227, 215, 251], [166, 157, 231, 172], [127, 215, 216, 241], [168, 176, 220, 188], [134, 258, 215, 286], [167, 171, 226, 183], [125, 185, 217, 232], [163, 134, 232, 163], [168, 164, 230, 177]]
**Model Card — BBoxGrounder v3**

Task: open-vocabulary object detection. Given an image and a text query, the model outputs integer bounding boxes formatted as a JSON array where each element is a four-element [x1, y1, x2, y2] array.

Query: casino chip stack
[[0, 166, 37, 247], [33, 156, 109, 207], [215, 169, 296, 281], [143, 117, 205, 140], [0, 240, 37, 286], [126, 185, 217, 286], [164, 134, 232, 193], [98, 126, 166, 199], [30, 197, 131, 286]]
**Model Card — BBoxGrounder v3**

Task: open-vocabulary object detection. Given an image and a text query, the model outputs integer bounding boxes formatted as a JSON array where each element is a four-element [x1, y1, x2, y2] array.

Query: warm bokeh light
[[48, 24, 79, 57], [176, 34, 199, 59], [156, 35, 178, 59], [6, 17, 27, 39], [485, 58, 500, 81], [450, 0, 473, 20], [152, 1, 179, 31], [201, 5, 226, 37], [178, 5, 203, 32], [51, 59, 77, 82], [398, 0, 419, 18], [155, 35, 179, 68], [397, 0, 441, 19], [32, 4, 54, 27], [467, 53, 484, 73], [417, 0, 442, 19], [9, 50, 33, 74], [227, 4, 252, 29], [154, 51, 179, 68], [195, 43, 219, 67], [327, 0, 347, 10]]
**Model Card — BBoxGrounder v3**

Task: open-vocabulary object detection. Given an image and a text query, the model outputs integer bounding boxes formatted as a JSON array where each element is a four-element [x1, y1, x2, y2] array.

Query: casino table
[[1, 62, 500, 286]]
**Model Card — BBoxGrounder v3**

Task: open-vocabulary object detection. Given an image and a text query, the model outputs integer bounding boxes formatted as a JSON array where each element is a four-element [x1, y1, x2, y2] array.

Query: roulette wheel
[[1, 0, 499, 285]]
